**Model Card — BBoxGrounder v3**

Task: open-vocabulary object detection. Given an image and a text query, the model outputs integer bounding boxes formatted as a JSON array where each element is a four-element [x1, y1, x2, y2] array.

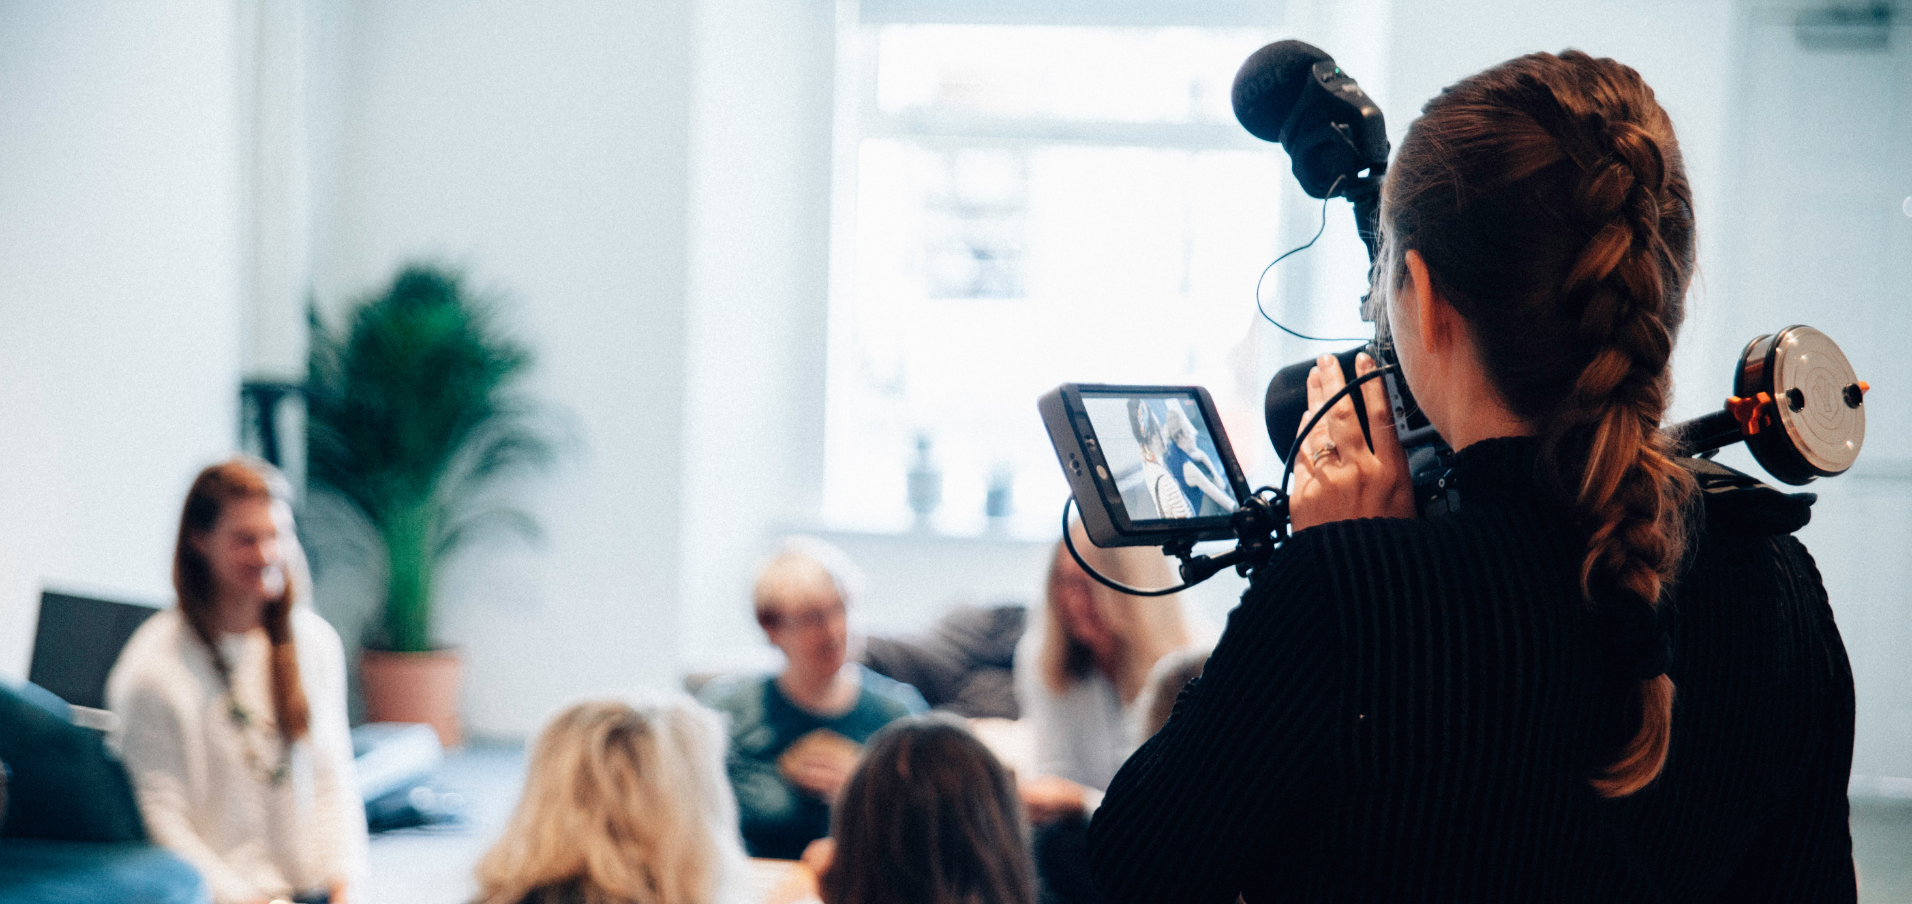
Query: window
[[824, 22, 1294, 537]]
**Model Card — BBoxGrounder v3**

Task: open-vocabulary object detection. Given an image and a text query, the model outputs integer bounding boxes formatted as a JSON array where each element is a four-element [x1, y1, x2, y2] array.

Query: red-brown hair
[[174, 458, 310, 743], [1384, 51, 1696, 796]]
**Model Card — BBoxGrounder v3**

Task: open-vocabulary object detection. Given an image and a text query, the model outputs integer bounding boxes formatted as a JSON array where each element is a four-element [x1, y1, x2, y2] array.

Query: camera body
[[1263, 344, 1459, 517]]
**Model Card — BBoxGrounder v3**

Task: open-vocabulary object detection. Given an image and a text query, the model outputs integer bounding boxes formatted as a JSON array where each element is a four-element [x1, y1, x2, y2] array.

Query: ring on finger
[[1311, 440, 1339, 464]]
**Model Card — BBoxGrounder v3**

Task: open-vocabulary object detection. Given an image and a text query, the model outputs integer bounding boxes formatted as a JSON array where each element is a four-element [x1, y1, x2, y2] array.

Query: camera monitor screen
[[1083, 392, 1238, 519], [1040, 384, 1251, 547]]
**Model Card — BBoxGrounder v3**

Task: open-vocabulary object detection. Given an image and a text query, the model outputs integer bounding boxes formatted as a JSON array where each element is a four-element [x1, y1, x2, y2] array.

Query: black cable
[[1254, 174, 1368, 344], [1059, 497, 1196, 598], [1279, 363, 1400, 499], [1059, 368, 1399, 595]]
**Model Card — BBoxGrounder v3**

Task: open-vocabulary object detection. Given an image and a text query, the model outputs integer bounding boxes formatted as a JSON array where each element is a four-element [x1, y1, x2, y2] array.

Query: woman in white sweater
[[1013, 523, 1200, 824], [108, 458, 366, 904]]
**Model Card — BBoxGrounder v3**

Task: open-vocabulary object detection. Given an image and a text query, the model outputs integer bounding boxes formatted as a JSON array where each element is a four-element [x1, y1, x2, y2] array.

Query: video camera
[[1040, 41, 1871, 593]]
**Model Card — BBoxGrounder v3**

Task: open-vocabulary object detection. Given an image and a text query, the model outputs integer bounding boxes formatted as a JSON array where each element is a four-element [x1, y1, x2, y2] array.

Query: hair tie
[[1596, 590, 1670, 680]]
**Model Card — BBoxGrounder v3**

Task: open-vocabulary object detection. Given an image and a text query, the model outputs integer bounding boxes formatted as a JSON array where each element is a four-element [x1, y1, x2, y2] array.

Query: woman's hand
[[1290, 352, 1415, 531], [760, 839, 831, 904], [785, 743, 857, 800], [800, 837, 836, 875], [1020, 774, 1090, 825]]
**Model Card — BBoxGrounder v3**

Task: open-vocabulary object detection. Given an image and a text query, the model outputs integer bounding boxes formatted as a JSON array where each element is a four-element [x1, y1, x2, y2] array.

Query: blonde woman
[[473, 694, 748, 904], [1160, 399, 1236, 516], [1012, 522, 1200, 824], [1125, 399, 1192, 520]]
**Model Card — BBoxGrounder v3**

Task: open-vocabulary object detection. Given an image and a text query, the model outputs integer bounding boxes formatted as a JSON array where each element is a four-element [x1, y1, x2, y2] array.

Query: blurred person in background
[[1011, 527, 1204, 904], [472, 694, 748, 904], [700, 537, 927, 859], [1014, 524, 1200, 826], [108, 458, 366, 904], [795, 715, 1037, 904]]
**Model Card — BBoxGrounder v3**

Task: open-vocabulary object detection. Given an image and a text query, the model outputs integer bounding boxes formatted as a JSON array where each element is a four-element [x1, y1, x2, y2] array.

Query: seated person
[[699, 538, 927, 859], [107, 459, 365, 904], [806, 715, 1037, 904], [1013, 525, 1202, 825], [472, 694, 748, 904]]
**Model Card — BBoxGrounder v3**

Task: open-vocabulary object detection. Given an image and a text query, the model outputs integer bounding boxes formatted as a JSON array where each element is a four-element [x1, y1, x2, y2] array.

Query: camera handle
[[1165, 491, 1290, 585]]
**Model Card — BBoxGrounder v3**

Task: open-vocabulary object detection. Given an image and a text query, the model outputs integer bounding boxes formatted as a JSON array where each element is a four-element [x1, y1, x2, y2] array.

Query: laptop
[[27, 590, 161, 711]]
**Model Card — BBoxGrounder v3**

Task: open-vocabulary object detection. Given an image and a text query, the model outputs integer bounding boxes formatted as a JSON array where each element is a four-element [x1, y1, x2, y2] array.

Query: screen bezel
[[1040, 383, 1253, 547]]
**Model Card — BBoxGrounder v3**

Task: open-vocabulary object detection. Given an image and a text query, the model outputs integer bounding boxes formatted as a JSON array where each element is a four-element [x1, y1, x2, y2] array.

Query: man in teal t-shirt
[[700, 539, 927, 859]]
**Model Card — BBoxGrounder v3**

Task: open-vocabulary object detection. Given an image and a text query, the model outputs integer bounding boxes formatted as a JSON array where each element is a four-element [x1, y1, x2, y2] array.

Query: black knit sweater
[[1088, 438, 1855, 903]]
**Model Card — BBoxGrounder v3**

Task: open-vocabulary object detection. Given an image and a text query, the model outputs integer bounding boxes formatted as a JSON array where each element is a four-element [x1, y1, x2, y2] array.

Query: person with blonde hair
[[473, 694, 747, 904], [700, 537, 926, 859], [108, 458, 365, 904], [1013, 522, 1200, 824], [1124, 399, 1191, 520], [1160, 399, 1235, 516]]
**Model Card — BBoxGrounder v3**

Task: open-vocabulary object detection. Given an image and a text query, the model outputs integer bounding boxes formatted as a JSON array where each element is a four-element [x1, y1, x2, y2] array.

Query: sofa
[[0, 678, 209, 904]]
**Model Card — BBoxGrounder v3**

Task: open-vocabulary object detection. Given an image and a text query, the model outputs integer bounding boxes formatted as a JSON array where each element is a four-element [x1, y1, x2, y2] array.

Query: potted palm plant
[[305, 265, 558, 745]]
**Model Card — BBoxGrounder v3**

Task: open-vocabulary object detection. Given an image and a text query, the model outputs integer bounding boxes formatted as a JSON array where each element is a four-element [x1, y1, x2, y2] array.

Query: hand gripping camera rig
[[1039, 41, 1870, 595]]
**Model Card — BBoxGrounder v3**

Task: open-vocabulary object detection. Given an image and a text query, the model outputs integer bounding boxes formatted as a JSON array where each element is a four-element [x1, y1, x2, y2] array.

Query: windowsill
[[800, 523, 1058, 548]]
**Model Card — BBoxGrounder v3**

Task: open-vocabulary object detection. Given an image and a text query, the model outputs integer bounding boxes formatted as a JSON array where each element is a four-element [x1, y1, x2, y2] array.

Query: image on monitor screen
[[1081, 391, 1237, 523]]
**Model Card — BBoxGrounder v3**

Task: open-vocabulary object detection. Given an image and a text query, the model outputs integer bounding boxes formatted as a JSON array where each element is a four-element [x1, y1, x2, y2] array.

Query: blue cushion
[[0, 681, 146, 842], [11, 681, 70, 721], [0, 838, 209, 904]]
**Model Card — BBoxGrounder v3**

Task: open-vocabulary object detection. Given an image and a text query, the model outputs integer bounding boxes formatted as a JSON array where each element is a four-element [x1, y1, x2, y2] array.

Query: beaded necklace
[[209, 634, 291, 787]]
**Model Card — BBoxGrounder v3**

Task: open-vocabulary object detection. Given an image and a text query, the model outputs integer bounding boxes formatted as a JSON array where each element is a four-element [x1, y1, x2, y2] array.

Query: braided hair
[[1383, 51, 1697, 797]]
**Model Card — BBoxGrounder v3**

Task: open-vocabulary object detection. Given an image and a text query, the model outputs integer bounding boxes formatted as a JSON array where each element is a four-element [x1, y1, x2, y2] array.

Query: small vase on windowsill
[[907, 433, 943, 533], [984, 463, 1015, 536]]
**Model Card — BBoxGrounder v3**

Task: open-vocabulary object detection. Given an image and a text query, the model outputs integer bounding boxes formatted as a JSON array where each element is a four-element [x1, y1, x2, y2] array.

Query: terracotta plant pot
[[360, 648, 464, 748]]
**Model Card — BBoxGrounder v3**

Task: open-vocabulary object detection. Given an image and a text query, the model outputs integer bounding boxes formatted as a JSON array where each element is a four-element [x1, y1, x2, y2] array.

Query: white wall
[[678, 0, 841, 669], [303, 0, 698, 737], [1378, 0, 1738, 422], [0, 1, 245, 677], [1710, 2, 1912, 784], [294, 0, 1075, 735]]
